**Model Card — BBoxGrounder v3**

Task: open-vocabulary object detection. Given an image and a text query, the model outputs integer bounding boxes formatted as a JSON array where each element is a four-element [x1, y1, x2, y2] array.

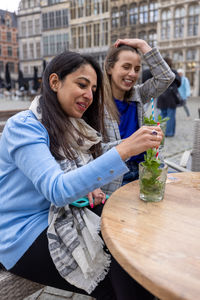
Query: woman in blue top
[[103, 39, 175, 187], [0, 50, 163, 300]]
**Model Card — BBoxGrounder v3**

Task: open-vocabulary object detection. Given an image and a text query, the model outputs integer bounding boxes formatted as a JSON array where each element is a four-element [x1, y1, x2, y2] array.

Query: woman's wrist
[[138, 40, 152, 54]]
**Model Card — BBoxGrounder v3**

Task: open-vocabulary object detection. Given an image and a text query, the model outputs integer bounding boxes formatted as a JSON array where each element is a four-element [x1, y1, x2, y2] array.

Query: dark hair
[[40, 51, 105, 160], [164, 57, 173, 68]]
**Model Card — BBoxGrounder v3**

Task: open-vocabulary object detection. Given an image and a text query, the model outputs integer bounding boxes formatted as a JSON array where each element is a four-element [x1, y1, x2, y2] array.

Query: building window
[[49, 35, 55, 54], [138, 31, 147, 40], [63, 9, 68, 26], [6, 17, 11, 28], [174, 7, 185, 38], [8, 62, 14, 73], [23, 44, 28, 59], [120, 5, 127, 27], [139, 2, 148, 24], [78, 0, 84, 18], [173, 51, 183, 67], [70, 0, 76, 20], [29, 43, 34, 58], [186, 49, 196, 61], [102, 0, 108, 13], [111, 34, 118, 44], [7, 31, 12, 42], [56, 34, 62, 53], [35, 19, 40, 34], [102, 21, 108, 46], [63, 33, 69, 50], [36, 42, 40, 58], [148, 30, 157, 47], [94, 0, 100, 15], [111, 7, 119, 28], [78, 26, 84, 48], [129, 3, 138, 25], [42, 13, 48, 30], [7, 46, 12, 56], [149, 1, 158, 23], [43, 36, 48, 56], [86, 0, 92, 16], [49, 12, 55, 29], [28, 20, 33, 36], [21, 21, 26, 36], [93, 23, 100, 46], [24, 66, 28, 75], [56, 11, 61, 27], [86, 24, 92, 48], [71, 28, 77, 49], [161, 9, 171, 40], [188, 4, 199, 36]]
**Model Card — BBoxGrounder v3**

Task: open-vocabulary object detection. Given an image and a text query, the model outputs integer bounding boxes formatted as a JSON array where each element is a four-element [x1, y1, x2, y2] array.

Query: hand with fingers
[[114, 38, 152, 54], [87, 188, 107, 209], [116, 125, 163, 161]]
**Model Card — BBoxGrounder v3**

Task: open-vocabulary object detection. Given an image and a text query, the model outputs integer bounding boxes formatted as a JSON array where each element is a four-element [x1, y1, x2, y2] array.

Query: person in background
[[103, 38, 175, 186], [0, 50, 163, 300], [177, 68, 191, 118], [157, 57, 181, 137]]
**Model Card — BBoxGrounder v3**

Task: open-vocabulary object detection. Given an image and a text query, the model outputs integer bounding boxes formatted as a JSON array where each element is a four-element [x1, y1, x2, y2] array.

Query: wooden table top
[[101, 172, 200, 300]]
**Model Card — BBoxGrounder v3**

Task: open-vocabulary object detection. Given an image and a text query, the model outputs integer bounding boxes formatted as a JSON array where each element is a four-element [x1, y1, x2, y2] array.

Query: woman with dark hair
[[0, 50, 163, 299], [103, 38, 175, 187]]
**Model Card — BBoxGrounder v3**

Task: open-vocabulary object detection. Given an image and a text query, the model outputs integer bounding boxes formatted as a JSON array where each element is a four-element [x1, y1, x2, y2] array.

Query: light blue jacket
[[0, 110, 128, 269], [178, 76, 191, 100]]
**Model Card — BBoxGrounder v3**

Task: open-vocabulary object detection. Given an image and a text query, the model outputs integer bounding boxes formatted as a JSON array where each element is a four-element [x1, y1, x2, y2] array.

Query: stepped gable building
[[0, 10, 18, 84]]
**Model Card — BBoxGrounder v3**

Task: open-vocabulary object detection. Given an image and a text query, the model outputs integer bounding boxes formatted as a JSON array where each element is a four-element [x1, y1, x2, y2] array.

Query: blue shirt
[[115, 99, 145, 163], [0, 110, 128, 269], [178, 76, 190, 100]]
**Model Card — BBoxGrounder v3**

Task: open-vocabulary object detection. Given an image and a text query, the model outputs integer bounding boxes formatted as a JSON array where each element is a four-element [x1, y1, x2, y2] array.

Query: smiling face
[[108, 50, 141, 100], [50, 64, 97, 118]]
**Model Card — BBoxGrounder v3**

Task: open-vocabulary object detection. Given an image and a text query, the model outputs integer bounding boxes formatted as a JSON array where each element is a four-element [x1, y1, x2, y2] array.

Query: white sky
[[0, 0, 21, 13]]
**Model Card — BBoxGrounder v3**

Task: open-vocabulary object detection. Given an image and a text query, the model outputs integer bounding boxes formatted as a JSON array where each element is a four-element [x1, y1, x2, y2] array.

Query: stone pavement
[[0, 95, 199, 300], [146, 96, 200, 166]]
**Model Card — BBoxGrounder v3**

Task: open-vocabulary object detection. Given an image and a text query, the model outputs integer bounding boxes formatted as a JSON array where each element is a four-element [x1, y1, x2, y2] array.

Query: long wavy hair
[[104, 45, 140, 123], [40, 51, 105, 160]]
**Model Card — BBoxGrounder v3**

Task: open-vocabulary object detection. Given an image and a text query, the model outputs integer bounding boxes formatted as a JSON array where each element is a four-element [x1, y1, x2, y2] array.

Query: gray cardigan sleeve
[[135, 48, 175, 104]]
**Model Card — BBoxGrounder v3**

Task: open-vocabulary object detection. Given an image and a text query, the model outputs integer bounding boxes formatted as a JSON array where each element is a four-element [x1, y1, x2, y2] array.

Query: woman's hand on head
[[116, 125, 163, 161], [114, 39, 152, 54], [87, 188, 106, 209]]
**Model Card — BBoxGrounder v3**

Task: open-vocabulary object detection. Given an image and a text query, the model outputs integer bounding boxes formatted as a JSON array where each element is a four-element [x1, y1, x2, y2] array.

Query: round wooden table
[[101, 172, 200, 300]]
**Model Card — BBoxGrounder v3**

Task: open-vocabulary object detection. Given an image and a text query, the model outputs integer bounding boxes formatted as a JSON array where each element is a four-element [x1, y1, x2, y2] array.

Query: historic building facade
[[157, 0, 200, 96], [17, 0, 42, 85], [0, 10, 18, 83], [69, 0, 110, 69], [17, 0, 69, 87], [110, 0, 158, 47], [16, 0, 200, 95]]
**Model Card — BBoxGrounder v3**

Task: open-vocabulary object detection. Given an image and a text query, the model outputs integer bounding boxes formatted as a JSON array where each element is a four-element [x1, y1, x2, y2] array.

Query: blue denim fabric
[[122, 160, 139, 185], [160, 108, 176, 137]]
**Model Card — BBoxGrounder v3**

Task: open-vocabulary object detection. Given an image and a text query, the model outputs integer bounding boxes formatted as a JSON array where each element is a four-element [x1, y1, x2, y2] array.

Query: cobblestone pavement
[[0, 95, 199, 300], [146, 96, 200, 166]]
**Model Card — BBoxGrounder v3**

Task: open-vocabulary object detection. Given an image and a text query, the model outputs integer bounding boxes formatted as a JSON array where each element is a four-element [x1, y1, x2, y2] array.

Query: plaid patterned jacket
[[102, 48, 175, 195]]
